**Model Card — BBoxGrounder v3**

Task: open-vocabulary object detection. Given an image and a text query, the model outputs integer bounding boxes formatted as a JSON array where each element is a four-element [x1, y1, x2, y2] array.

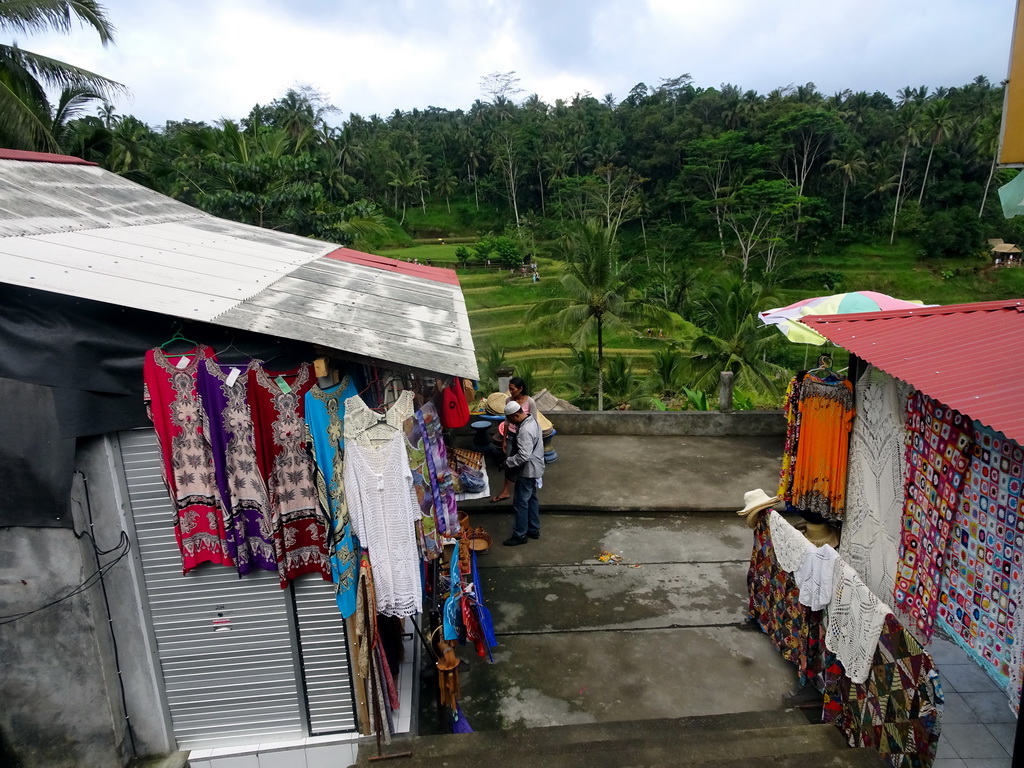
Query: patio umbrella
[[758, 291, 926, 345]]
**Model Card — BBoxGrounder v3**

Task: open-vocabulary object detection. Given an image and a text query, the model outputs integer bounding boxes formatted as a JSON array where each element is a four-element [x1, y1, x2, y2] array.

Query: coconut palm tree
[[685, 275, 787, 397], [890, 104, 920, 244], [826, 147, 868, 230], [526, 219, 668, 410], [917, 98, 955, 205], [1, 0, 124, 151]]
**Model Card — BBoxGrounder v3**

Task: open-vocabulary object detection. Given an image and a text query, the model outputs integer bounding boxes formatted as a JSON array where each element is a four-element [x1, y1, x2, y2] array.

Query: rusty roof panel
[[800, 300, 1024, 443]]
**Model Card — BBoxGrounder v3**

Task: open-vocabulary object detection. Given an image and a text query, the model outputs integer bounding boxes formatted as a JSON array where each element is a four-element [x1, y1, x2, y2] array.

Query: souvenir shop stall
[[744, 299, 1024, 768], [0, 149, 488, 767], [143, 335, 503, 745]]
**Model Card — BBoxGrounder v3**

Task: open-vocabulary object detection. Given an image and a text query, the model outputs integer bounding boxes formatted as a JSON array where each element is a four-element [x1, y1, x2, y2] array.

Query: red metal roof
[[0, 148, 97, 165], [800, 299, 1024, 443], [324, 247, 461, 286]]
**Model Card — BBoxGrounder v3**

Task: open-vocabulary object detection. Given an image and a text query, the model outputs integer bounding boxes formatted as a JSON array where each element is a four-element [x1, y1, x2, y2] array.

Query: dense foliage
[[47, 74, 1011, 262], [18, 62, 1024, 408]]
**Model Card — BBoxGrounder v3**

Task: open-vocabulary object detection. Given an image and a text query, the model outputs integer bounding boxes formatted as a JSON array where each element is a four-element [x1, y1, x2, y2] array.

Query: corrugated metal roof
[[0, 153, 478, 379], [800, 299, 1024, 443], [0, 148, 97, 165]]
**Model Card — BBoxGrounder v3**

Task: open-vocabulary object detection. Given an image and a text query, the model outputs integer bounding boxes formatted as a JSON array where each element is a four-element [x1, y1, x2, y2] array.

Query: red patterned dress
[[248, 363, 331, 588], [144, 346, 232, 574]]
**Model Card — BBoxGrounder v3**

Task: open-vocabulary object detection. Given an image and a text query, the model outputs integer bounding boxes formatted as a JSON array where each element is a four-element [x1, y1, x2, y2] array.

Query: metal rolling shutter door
[[292, 577, 357, 733], [119, 429, 305, 748]]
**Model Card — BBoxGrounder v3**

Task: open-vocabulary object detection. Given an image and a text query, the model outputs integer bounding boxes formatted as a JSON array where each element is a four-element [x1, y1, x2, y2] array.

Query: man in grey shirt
[[501, 399, 545, 546]]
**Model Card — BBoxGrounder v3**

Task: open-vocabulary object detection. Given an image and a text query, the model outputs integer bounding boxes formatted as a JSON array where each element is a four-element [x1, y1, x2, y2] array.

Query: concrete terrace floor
[[426, 511, 802, 734], [416, 433, 1019, 767]]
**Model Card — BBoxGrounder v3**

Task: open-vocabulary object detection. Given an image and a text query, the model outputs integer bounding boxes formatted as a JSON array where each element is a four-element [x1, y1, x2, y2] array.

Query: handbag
[[440, 376, 471, 428]]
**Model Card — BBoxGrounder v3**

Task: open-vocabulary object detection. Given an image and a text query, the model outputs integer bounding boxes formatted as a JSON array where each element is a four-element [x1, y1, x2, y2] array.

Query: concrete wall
[[0, 436, 171, 768], [0, 521, 126, 767], [546, 410, 786, 437]]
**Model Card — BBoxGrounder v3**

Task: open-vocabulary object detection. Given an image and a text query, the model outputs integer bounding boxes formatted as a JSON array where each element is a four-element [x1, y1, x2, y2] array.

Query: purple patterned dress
[[196, 359, 276, 575]]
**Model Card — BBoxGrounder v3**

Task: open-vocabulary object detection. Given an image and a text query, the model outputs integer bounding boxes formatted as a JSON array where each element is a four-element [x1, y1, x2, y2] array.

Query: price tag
[[175, 356, 190, 369], [225, 367, 242, 387], [275, 375, 292, 394]]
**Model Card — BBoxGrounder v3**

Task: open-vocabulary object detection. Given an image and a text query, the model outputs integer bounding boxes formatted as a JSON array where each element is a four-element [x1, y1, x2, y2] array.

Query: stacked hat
[[485, 392, 509, 416]]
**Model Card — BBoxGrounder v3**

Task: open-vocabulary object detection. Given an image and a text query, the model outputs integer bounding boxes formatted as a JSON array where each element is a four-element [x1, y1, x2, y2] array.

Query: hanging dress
[[343, 390, 423, 618], [790, 375, 855, 521], [144, 346, 231, 574], [196, 358, 276, 576], [248, 363, 331, 588], [304, 375, 360, 617]]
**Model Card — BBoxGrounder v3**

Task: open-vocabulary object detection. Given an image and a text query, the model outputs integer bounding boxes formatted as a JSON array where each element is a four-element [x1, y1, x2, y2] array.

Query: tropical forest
[[4, 3, 1024, 410]]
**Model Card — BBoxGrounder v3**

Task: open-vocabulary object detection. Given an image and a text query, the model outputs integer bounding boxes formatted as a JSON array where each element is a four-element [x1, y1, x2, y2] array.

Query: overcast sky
[[16, 0, 1020, 127]]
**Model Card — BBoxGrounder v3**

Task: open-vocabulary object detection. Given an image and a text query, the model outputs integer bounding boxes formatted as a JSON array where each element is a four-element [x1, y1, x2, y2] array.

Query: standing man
[[501, 400, 545, 546]]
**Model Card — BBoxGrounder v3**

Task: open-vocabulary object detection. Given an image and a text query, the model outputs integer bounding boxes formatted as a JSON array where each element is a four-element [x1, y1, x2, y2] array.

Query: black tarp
[[0, 284, 314, 527], [0, 378, 75, 528], [0, 284, 313, 438]]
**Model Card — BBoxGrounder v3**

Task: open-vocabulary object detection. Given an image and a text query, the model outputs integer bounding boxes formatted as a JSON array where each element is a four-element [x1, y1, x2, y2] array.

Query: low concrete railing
[[544, 410, 786, 437]]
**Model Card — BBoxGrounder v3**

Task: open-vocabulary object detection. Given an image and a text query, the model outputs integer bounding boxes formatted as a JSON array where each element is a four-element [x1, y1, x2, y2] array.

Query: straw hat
[[736, 489, 780, 516], [737, 489, 780, 529], [536, 410, 553, 433], [485, 391, 509, 415]]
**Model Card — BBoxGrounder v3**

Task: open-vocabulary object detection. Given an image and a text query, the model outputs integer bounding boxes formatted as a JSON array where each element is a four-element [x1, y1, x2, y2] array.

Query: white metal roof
[[0, 154, 478, 379]]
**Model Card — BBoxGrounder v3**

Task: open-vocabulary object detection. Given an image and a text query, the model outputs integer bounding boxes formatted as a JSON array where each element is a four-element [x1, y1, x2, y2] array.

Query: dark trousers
[[512, 476, 540, 538]]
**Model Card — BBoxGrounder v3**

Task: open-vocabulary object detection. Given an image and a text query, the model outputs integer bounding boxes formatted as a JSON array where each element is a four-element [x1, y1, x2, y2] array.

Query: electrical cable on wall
[[0, 472, 139, 758]]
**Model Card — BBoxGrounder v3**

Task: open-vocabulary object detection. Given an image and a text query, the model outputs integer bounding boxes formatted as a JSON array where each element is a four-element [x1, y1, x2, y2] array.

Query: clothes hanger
[[159, 325, 201, 356]]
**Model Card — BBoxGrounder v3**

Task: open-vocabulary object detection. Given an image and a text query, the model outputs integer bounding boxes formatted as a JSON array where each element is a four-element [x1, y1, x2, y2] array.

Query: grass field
[[377, 234, 1024, 407]]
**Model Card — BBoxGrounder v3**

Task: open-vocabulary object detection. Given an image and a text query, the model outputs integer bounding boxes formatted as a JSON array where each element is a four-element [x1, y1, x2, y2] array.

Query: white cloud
[[8, 0, 1016, 126]]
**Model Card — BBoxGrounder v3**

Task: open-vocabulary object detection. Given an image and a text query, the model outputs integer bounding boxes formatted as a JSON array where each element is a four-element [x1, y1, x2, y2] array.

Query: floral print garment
[[248, 363, 330, 588], [305, 376, 360, 616], [196, 359, 276, 576], [144, 346, 231, 574]]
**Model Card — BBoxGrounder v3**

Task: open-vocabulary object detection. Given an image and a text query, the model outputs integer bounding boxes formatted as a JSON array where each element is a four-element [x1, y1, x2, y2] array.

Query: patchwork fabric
[[822, 614, 943, 768], [747, 512, 827, 687], [938, 422, 1024, 698], [894, 393, 974, 640]]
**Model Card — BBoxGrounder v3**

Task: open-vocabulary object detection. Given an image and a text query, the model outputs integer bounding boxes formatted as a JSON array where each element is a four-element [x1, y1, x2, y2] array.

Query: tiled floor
[[931, 633, 1017, 768]]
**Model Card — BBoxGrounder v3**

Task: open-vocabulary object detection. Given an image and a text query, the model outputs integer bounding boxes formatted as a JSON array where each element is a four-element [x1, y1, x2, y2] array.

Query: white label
[[175, 356, 190, 369], [225, 367, 242, 387]]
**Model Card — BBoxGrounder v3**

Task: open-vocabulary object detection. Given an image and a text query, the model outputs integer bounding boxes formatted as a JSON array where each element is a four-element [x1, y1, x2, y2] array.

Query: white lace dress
[[343, 391, 422, 617], [838, 365, 911, 605]]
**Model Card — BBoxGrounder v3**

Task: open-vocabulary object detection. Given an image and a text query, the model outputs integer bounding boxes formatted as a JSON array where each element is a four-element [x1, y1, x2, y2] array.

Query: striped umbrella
[[758, 291, 927, 345]]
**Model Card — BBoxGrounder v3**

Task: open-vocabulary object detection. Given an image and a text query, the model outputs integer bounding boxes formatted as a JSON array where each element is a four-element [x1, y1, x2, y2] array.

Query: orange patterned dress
[[790, 375, 855, 521]]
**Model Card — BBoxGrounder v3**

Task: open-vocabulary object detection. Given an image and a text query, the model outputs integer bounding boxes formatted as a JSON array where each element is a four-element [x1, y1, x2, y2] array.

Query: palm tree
[[826, 148, 867, 230], [526, 220, 667, 410], [648, 346, 688, 401], [434, 170, 458, 214], [890, 104, 920, 244], [685, 275, 787, 397], [976, 110, 1001, 218], [917, 98, 954, 205], [1, 0, 125, 151], [555, 345, 598, 409]]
